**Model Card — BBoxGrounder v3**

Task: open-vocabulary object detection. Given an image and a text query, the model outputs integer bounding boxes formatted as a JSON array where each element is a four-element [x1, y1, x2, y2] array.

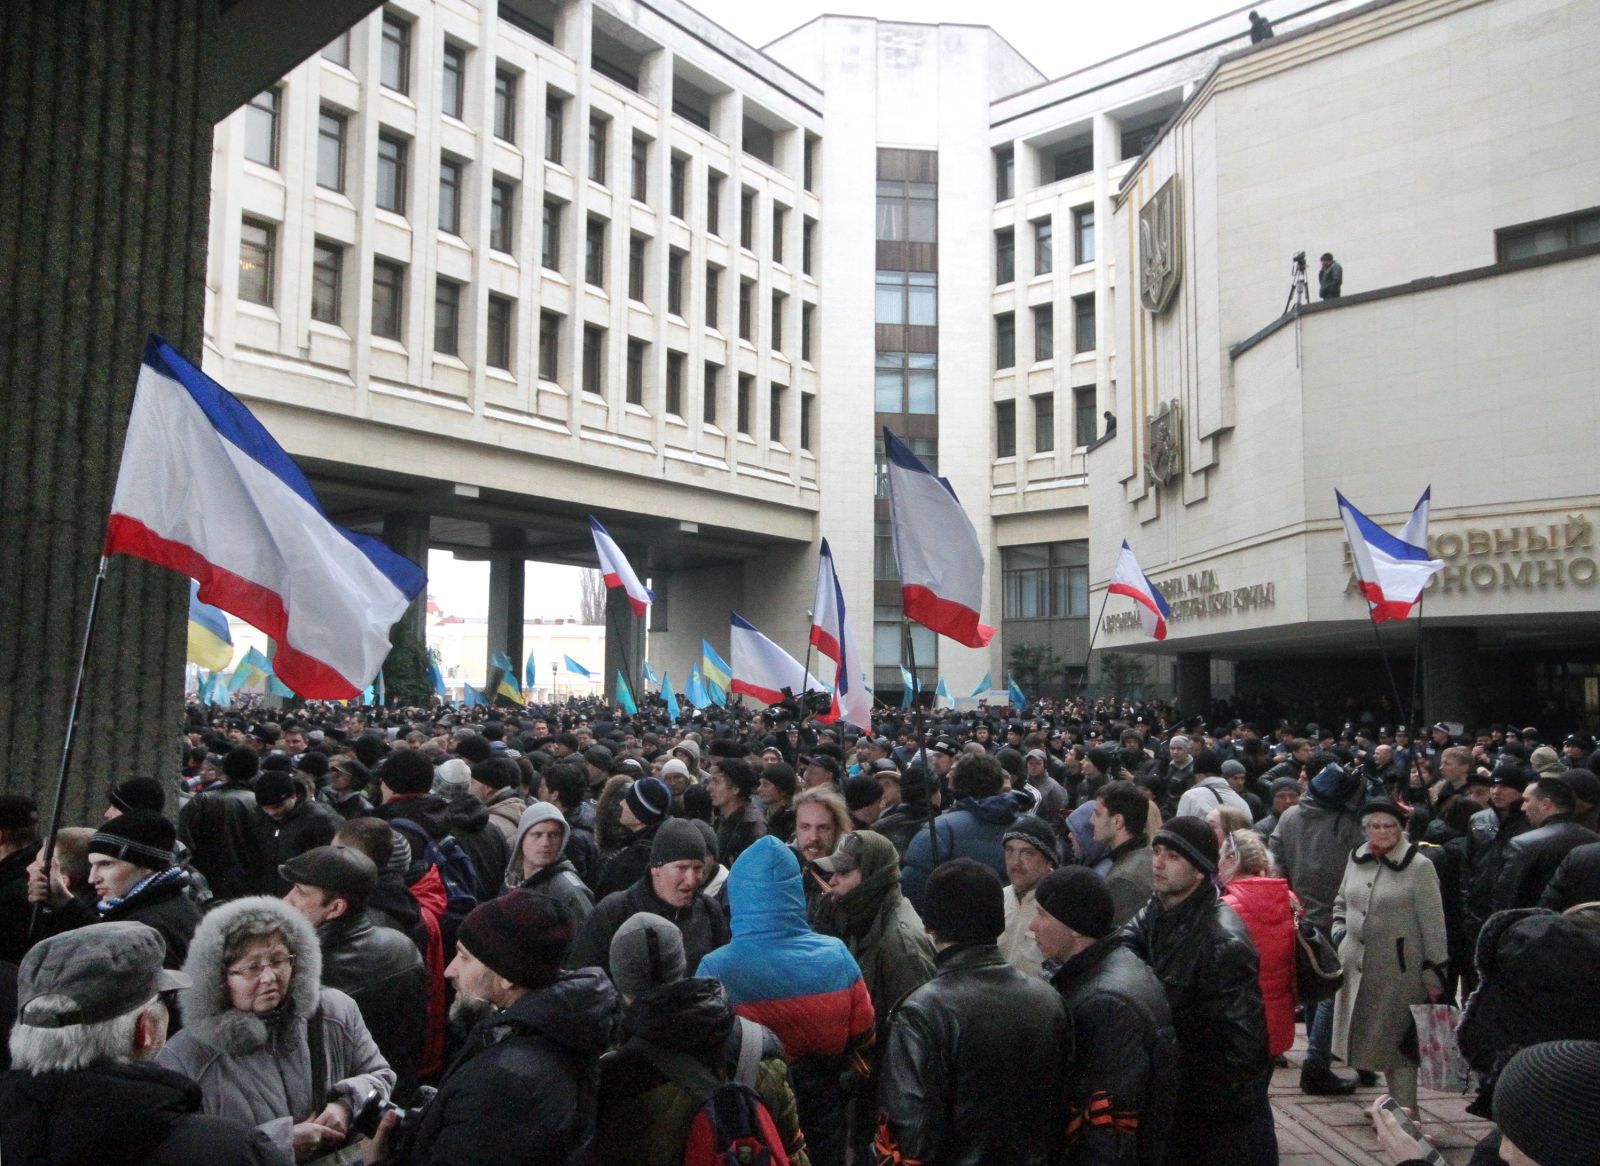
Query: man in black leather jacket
[[873, 858, 1072, 1166], [282, 846, 428, 1102], [1491, 775, 1599, 912], [1034, 867, 1177, 1166], [178, 744, 273, 900], [1122, 817, 1270, 1166]]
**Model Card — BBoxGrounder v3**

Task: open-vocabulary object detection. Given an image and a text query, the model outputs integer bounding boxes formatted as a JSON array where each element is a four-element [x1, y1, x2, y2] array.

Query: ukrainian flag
[[490, 649, 524, 706], [187, 580, 234, 672], [701, 639, 732, 694]]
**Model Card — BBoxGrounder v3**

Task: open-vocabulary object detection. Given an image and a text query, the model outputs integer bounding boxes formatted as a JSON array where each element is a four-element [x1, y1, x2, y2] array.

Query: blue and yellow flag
[[228, 647, 271, 693], [490, 649, 523, 706], [701, 640, 731, 693], [186, 580, 234, 672]]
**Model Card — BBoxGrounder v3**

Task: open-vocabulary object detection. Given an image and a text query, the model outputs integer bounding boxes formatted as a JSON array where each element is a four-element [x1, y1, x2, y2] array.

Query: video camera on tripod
[[767, 686, 833, 722], [1283, 251, 1310, 314]]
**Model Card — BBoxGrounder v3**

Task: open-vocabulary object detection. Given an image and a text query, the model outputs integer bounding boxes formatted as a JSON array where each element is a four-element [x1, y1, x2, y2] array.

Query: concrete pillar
[[382, 511, 430, 646], [486, 556, 525, 691], [0, 3, 214, 815], [1422, 626, 1477, 729], [605, 577, 646, 708], [1176, 651, 1212, 717]]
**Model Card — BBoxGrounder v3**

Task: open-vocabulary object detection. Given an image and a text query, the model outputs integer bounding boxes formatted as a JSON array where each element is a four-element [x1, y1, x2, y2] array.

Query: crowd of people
[[2, 691, 1598, 1166]]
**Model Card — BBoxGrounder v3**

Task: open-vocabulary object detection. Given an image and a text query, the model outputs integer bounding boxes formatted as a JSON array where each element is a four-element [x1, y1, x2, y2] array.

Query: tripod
[[1283, 254, 1310, 315]]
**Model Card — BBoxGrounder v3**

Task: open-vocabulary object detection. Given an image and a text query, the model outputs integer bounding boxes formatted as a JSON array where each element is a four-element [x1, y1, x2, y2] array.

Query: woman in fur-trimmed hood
[[156, 895, 394, 1164]]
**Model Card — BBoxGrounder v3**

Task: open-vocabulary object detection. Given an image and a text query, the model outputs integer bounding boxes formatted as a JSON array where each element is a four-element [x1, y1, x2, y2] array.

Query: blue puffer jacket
[[900, 796, 1020, 912]]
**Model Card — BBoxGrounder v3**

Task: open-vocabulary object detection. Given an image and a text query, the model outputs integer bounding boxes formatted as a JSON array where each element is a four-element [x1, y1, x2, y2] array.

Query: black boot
[[1357, 1070, 1379, 1087], [1300, 1063, 1360, 1095]]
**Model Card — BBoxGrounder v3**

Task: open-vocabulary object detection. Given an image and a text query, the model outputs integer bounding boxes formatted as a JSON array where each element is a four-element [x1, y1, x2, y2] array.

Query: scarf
[[96, 865, 184, 915]]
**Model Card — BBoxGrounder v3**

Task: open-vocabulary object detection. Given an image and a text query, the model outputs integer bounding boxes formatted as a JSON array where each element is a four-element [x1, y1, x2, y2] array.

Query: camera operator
[[1319, 252, 1343, 299]]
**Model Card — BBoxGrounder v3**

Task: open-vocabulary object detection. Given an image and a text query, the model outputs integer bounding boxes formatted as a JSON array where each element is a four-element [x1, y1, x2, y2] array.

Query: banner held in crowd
[[730, 612, 827, 707]]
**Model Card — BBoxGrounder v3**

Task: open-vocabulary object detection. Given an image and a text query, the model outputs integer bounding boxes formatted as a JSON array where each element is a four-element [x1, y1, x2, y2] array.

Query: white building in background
[[203, 0, 1590, 718]]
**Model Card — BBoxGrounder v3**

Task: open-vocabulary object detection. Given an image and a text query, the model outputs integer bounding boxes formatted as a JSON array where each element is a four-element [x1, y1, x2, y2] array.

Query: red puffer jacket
[[1223, 876, 1300, 1055]]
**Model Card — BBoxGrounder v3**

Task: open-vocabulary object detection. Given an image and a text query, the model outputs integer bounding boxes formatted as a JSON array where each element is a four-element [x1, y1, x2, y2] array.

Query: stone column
[[605, 578, 646, 708], [486, 556, 525, 692], [382, 511, 430, 645], [0, 3, 213, 815], [1176, 651, 1212, 717], [1422, 626, 1477, 729]]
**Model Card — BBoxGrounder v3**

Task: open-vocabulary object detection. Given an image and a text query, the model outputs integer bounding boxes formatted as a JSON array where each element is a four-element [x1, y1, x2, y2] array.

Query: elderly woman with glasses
[[158, 895, 393, 1162], [1330, 801, 1449, 1114]]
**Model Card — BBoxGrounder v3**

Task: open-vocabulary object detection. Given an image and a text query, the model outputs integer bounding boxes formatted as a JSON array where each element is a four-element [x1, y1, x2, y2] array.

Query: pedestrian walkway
[[1273, 1040, 1494, 1165]]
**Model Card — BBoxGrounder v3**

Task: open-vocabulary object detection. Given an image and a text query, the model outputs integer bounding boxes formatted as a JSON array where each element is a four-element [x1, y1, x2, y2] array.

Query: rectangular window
[[626, 338, 646, 405], [539, 310, 561, 381], [582, 324, 604, 394], [628, 235, 646, 302], [441, 44, 466, 120], [703, 363, 720, 424], [875, 179, 937, 243], [666, 351, 685, 416], [434, 279, 461, 355], [311, 239, 342, 324], [740, 189, 755, 250], [486, 295, 513, 370], [736, 373, 752, 435], [1033, 393, 1055, 453], [317, 108, 346, 191], [1074, 385, 1098, 447], [667, 250, 686, 316], [544, 93, 565, 164], [585, 217, 606, 287], [874, 270, 938, 326], [996, 312, 1016, 370], [996, 146, 1014, 201], [772, 206, 786, 264], [1496, 208, 1600, 261], [541, 199, 561, 270], [996, 400, 1016, 458], [438, 156, 463, 234], [1002, 541, 1089, 619], [238, 218, 274, 305], [769, 382, 785, 444], [804, 136, 816, 191], [800, 392, 814, 451], [770, 292, 784, 352], [1074, 294, 1096, 353], [372, 259, 405, 340], [738, 280, 753, 341], [874, 351, 935, 414], [801, 303, 815, 362], [376, 133, 407, 215], [996, 228, 1015, 285], [494, 70, 517, 143], [323, 31, 350, 67], [706, 173, 722, 236], [1035, 219, 1054, 275], [244, 88, 279, 168], [380, 14, 410, 94], [1054, 141, 1094, 182], [1074, 206, 1095, 264], [491, 179, 515, 253], [1033, 304, 1054, 362], [588, 115, 607, 185], [631, 135, 649, 201], [802, 219, 815, 275], [705, 266, 720, 329], [670, 155, 687, 218]]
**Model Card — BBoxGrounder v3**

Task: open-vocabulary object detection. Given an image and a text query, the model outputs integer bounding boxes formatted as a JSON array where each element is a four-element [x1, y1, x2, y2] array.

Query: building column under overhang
[[486, 552, 525, 695], [383, 511, 430, 646], [1176, 652, 1212, 717], [605, 566, 646, 708], [1422, 626, 1477, 729]]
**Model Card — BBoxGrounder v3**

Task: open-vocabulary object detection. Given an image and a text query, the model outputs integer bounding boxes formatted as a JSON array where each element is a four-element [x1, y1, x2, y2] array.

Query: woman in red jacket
[[1221, 828, 1300, 1061]]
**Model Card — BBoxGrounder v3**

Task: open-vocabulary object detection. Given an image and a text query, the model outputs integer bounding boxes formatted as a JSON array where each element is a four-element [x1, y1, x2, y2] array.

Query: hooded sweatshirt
[[502, 802, 596, 924]]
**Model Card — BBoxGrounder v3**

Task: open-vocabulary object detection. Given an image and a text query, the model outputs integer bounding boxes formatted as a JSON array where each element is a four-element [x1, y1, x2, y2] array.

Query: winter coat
[[484, 787, 528, 845], [596, 977, 810, 1166], [1049, 937, 1177, 1166], [444, 793, 510, 900], [592, 824, 659, 899], [568, 873, 730, 979], [0, 844, 37, 965], [1103, 836, 1154, 927], [874, 944, 1071, 1166], [1462, 806, 1532, 943], [715, 798, 769, 866], [1330, 839, 1448, 1072], [156, 897, 395, 1161], [261, 799, 341, 890], [563, 801, 602, 887], [319, 786, 374, 819], [43, 866, 200, 970], [900, 795, 1019, 912], [1491, 815, 1600, 912], [1221, 876, 1299, 1056], [503, 802, 597, 924], [407, 864, 449, 1079], [873, 802, 931, 857], [1539, 838, 1600, 911], [402, 968, 619, 1166], [1174, 776, 1252, 822], [1268, 796, 1365, 929], [180, 780, 274, 900], [0, 1062, 278, 1166], [1121, 881, 1269, 1121], [317, 910, 429, 1102]]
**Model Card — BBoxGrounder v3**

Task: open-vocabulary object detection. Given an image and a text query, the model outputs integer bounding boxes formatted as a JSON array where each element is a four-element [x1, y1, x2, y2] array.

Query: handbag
[[1409, 1003, 1471, 1093], [1292, 907, 1344, 1003]]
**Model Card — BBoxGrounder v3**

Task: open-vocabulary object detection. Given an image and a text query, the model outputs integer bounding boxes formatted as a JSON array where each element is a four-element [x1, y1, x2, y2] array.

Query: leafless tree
[[580, 569, 607, 625]]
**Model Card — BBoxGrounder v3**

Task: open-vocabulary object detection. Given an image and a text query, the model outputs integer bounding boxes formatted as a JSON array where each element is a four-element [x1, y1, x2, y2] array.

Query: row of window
[[996, 207, 1094, 284], [1001, 541, 1090, 620], [995, 296, 1095, 369], [992, 106, 1177, 202], [993, 386, 1100, 457]]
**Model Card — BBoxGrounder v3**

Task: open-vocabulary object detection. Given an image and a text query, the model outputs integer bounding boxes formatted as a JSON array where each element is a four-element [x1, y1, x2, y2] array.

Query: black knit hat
[[1493, 1040, 1600, 1166], [456, 890, 576, 989], [1035, 867, 1114, 939], [650, 818, 709, 867], [88, 811, 176, 870], [843, 773, 885, 813], [1152, 815, 1219, 876], [626, 777, 673, 828], [1001, 817, 1060, 867], [920, 858, 1005, 945], [107, 777, 166, 816]]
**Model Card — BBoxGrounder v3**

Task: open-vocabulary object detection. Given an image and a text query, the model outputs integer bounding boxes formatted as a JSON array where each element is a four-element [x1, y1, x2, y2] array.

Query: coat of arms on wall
[[1145, 399, 1182, 488], [1139, 175, 1182, 313]]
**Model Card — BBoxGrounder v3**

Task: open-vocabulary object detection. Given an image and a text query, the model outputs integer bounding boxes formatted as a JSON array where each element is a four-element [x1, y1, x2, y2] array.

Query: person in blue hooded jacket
[[696, 836, 875, 1166], [900, 753, 1021, 913]]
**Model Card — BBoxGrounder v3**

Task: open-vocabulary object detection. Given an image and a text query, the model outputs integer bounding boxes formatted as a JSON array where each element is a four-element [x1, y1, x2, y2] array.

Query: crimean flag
[[463, 682, 487, 707], [729, 612, 827, 707], [810, 539, 844, 663], [882, 427, 994, 648], [1109, 540, 1173, 641], [935, 676, 954, 710], [814, 539, 871, 727], [105, 337, 425, 697], [589, 516, 654, 616], [428, 659, 447, 698], [643, 660, 659, 688], [701, 640, 732, 694], [1337, 490, 1445, 622], [186, 579, 234, 672], [685, 665, 711, 710]]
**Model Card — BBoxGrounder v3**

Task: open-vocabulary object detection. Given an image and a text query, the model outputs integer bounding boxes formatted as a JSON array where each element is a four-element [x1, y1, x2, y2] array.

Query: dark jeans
[[1304, 998, 1335, 1069], [1245, 1078, 1279, 1166]]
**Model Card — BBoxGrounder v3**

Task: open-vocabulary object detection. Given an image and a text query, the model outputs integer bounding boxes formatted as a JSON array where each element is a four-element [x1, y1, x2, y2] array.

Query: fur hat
[[178, 896, 321, 1054]]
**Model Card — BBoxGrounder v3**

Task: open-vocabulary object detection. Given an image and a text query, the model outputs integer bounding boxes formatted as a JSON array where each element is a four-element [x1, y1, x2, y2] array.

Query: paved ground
[[1272, 1037, 1494, 1165]]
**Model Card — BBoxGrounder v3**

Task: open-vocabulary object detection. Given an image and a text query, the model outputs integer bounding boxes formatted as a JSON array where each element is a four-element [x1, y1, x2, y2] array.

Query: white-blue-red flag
[[812, 539, 871, 727], [1337, 490, 1444, 622], [729, 612, 827, 707], [810, 539, 844, 664], [882, 428, 995, 648], [589, 516, 653, 616], [106, 337, 425, 698], [1108, 541, 1172, 641]]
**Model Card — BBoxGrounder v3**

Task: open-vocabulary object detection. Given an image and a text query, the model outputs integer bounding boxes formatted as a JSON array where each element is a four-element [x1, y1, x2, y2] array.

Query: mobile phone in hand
[[1378, 1097, 1445, 1166]]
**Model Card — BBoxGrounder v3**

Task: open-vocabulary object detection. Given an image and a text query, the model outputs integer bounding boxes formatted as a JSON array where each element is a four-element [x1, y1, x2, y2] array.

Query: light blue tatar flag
[[563, 654, 592, 679], [970, 673, 993, 699], [661, 672, 681, 722], [685, 665, 710, 710], [1007, 673, 1026, 709]]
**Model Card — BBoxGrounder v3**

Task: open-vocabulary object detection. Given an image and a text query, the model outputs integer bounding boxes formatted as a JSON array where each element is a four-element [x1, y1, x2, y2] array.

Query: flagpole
[[903, 619, 939, 867], [799, 611, 817, 712], [1408, 590, 1426, 728], [1073, 585, 1114, 706], [1365, 606, 1409, 731], [31, 555, 110, 940]]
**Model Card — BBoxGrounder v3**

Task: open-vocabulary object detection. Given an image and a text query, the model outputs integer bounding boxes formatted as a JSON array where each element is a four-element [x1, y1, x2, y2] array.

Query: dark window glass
[[996, 147, 1014, 201], [438, 157, 463, 234], [317, 108, 346, 191], [486, 295, 513, 370], [996, 312, 1016, 370], [628, 236, 646, 302], [1034, 393, 1054, 453], [589, 115, 607, 185], [539, 311, 560, 381], [705, 266, 720, 329], [740, 189, 755, 249], [670, 155, 687, 218], [323, 31, 350, 67], [381, 15, 410, 94], [494, 70, 517, 143], [434, 279, 461, 355], [800, 392, 814, 451], [626, 338, 646, 405], [491, 179, 514, 253], [996, 229, 1014, 284], [377, 133, 408, 215], [631, 136, 649, 201], [1002, 541, 1089, 618], [441, 45, 466, 120], [772, 207, 786, 264], [737, 373, 752, 435], [1074, 385, 1097, 446], [1035, 219, 1053, 275], [585, 218, 605, 287], [738, 280, 753, 341], [707, 173, 722, 235], [666, 351, 685, 416], [667, 250, 685, 316], [542, 199, 561, 270], [703, 363, 719, 424], [1034, 304, 1054, 362], [769, 382, 785, 443], [544, 94, 564, 164], [801, 304, 814, 363], [996, 400, 1016, 458], [1054, 141, 1093, 182], [582, 325, 604, 394], [1074, 294, 1096, 353], [238, 218, 274, 305], [803, 219, 815, 275], [244, 89, 279, 168], [372, 259, 405, 340], [311, 240, 342, 324], [771, 292, 784, 352], [1074, 206, 1095, 264]]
